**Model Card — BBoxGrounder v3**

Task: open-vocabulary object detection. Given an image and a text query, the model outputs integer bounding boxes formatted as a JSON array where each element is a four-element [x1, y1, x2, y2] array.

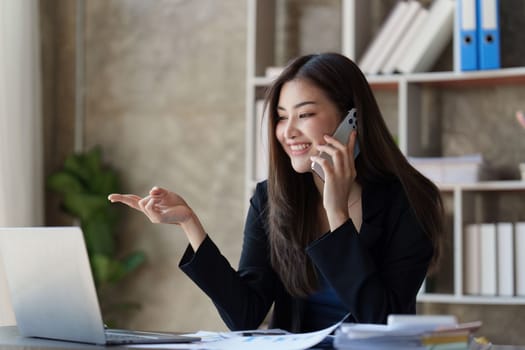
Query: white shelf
[[418, 293, 525, 305], [366, 66, 525, 83], [253, 66, 525, 89], [246, 0, 525, 305], [406, 66, 525, 84], [438, 181, 525, 192]]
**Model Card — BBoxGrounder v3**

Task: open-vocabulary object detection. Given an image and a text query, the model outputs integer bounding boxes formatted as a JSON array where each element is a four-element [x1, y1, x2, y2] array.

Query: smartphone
[[311, 108, 360, 181]]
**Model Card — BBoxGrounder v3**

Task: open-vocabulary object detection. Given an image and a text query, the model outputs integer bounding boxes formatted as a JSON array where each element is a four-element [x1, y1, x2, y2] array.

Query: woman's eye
[[299, 113, 314, 118], [277, 116, 288, 121]]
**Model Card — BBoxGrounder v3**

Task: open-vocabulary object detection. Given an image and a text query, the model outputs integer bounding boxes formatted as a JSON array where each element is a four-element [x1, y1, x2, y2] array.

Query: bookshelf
[[245, 0, 525, 304]]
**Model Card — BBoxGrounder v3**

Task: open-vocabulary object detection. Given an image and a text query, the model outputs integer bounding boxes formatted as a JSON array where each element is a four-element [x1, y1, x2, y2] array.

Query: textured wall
[[42, 0, 247, 332], [82, 0, 247, 332]]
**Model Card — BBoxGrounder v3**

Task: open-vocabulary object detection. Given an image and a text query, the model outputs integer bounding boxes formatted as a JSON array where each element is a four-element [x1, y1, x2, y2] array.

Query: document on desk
[[129, 317, 344, 350]]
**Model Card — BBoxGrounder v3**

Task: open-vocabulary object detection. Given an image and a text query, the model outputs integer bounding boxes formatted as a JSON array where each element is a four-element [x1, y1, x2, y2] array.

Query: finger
[[317, 144, 348, 176], [316, 144, 348, 163], [138, 196, 161, 223], [138, 195, 152, 212], [108, 193, 142, 202], [311, 155, 334, 179], [346, 130, 357, 161], [144, 198, 161, 223], [108, 194, 143, 211], [150, 186, 167, 197], [321, 135, 351, 173], [347, 131, 358, 171], [347, 130, 357, 154], [323, 134, 346, 151]]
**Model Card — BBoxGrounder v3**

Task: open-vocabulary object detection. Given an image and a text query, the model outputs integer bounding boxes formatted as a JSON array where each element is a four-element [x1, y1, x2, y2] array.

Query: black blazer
[[179, 179, 433, 332]]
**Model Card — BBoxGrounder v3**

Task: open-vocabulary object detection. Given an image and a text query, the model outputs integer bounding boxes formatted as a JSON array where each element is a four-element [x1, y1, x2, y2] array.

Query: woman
[[109, 53, 444, 332]]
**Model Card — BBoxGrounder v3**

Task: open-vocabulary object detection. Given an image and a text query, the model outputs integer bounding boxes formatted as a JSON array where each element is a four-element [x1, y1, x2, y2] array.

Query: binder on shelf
[[496, 222, 514, 296], [396, 0, 455, 74], [479, 223, 497, 296], [464, 224, 481, 295], [458, 0, 479, 71], [477, 0, 500, 70], [368, 0, 422, 75], [381, 6, 429, 75], [358, 1, 408, 74], [516, 222, 525, 296]]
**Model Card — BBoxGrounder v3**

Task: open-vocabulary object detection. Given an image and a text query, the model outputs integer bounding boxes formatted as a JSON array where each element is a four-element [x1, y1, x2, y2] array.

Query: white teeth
[[290, 144, 310, 151]]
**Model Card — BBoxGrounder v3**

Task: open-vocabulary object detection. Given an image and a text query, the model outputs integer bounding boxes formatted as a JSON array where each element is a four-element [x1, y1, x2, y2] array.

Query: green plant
[[47, 146, 145, 289]]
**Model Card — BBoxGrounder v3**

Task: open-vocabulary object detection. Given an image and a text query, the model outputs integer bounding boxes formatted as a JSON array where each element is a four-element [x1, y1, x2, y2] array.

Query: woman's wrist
[[327, 210, 349, 231], [180, 211, 207, 251]]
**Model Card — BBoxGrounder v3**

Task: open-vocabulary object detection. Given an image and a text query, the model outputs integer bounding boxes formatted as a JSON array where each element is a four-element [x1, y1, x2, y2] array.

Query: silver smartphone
[[311, 108, 360, 181]]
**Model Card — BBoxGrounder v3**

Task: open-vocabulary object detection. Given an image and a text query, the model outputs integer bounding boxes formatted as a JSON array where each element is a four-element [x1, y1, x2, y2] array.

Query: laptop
[[0, 226, 200, 345]]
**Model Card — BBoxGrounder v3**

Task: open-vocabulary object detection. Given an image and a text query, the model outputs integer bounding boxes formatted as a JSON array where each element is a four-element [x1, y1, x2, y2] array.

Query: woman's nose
[[283, 118, 300, 139]]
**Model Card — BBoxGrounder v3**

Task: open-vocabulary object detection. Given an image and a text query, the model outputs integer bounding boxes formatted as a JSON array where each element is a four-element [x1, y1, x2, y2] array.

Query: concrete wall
[[42, 0, 246, 332]]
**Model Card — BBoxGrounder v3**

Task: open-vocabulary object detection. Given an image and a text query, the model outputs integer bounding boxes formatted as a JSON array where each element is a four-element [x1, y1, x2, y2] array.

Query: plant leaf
[[84, 147, 103, 178], [83, 214, 115, 256], [63, 153, 91, 184], [91, 254, 112, 286], [91, 254, 126, 285], [63, 193, 109, 221], [121, 251, 146, 274], [46, 172, 86, 194], [91, 170, 120, 195]]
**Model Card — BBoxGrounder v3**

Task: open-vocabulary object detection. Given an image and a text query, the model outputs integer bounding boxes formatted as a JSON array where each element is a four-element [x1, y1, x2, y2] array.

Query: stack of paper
[[333, 315, 483, 350], [408, 154, 483, 184]]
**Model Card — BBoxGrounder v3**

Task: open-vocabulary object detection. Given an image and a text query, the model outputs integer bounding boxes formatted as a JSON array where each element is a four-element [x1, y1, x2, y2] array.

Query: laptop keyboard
[[105, 331, 163, 344], [105, 330, 198, 344]]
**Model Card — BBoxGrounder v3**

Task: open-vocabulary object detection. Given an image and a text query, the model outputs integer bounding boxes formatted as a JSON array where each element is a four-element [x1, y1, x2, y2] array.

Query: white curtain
[[0, 0, 43, 326]]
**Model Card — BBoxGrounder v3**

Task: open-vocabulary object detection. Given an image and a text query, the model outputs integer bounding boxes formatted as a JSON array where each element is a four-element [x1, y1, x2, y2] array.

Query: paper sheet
[[129, 318, 344, 350]]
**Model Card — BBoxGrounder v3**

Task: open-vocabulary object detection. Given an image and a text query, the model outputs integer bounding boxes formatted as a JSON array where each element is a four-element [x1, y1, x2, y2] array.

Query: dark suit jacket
[[179, 178, 433, 332]]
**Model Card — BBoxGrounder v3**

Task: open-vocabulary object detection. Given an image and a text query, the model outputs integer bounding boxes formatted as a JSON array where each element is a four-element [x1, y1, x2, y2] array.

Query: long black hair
[[264, 53, 444, 297]]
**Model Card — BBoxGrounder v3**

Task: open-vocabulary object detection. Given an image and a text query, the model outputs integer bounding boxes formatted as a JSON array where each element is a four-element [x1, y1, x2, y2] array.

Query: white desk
[[1, 325, 524, 350]]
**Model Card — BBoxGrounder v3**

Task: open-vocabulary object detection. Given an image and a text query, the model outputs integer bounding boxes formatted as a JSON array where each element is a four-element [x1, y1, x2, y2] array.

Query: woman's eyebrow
[[277, 101, 317, 111]]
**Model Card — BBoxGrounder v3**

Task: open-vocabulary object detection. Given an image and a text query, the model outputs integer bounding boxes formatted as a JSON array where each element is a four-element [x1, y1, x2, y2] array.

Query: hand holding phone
[[311, 108, 360, 181]]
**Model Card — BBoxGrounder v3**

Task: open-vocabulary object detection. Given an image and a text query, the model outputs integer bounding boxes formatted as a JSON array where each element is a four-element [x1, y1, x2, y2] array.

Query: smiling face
[[275, 78, 342, 174]]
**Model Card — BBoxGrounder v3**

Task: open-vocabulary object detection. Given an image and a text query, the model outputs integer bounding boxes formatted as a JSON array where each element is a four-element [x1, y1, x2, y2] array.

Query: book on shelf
[[381, 5, 430, 75], [396, 0, 455, 73], [496, 222, 514, 296], [357, 1, 408, 74], [366, 0, 423, 75], [464, 222, 521, 297], [464, 223, 481, 295], [479, 223, 497, 296], [516, 222, 525, 296]]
